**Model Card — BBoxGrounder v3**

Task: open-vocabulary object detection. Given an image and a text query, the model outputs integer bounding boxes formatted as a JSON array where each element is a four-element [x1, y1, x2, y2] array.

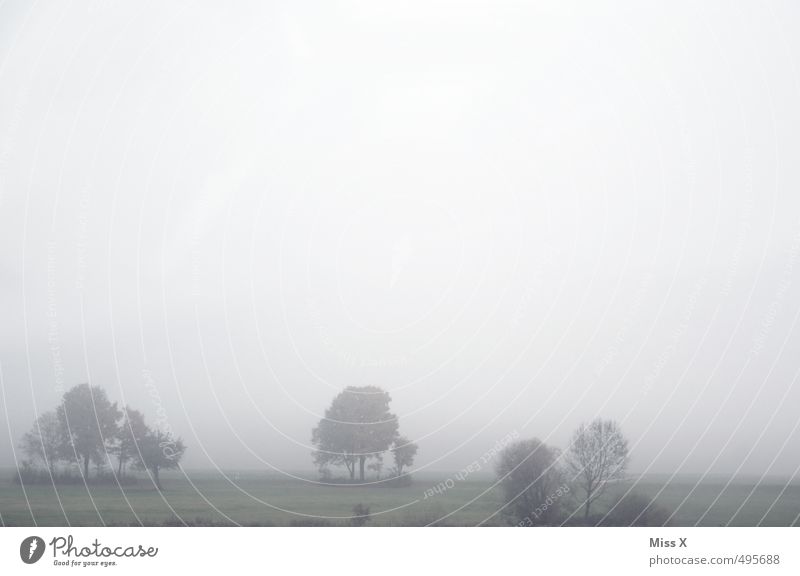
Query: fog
[[1, 0, 800, 479]]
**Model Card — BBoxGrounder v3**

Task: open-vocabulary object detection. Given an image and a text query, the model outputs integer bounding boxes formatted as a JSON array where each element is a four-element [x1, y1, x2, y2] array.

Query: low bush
[[600, 493, 672, 526]]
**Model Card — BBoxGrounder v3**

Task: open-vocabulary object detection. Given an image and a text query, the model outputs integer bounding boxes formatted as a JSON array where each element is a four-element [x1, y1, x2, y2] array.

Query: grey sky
[[1, 0, 800, 477]]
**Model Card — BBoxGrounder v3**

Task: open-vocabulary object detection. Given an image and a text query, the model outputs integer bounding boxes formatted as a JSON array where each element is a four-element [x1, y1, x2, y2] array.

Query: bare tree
[[565, 418, 629, 521]]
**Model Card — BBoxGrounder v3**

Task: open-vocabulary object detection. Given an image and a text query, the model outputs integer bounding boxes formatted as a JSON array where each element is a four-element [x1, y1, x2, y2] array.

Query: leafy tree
[[113, 407, 148, 477], [135, 429, 186, 490], [56, 384, 121, 479], [15, 385, 189, 488], [312, 386, 399, 481], [496, 438, 564, 525], [565, 418, 629, 521], [391, 436, 418, 477], [20, 411, 62, 474]]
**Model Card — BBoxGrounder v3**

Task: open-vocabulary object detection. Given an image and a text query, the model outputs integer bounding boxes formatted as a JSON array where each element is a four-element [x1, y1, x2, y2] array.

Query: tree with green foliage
[[135, 428, 186, 490], [496, 438, 564, 525], [20, 411, 62, 475], [56, 384, 121, 479], [391, 436, 418, 477], [113, 407, 148, 477], [312, 386, 399, 481]]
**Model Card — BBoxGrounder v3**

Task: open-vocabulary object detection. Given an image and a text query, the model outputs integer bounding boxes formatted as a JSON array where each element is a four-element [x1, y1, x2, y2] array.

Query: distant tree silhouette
[[312, 386, 399, 481], [135, 429, 186, 490], [113, 407, 148, 477], [56, 384, 120, 479], [391, 436, 418, 477], [496, 438, 564, 525], [565, 418, 629, 521], [16, 384, 188, 489], [20, 411, 62, 475]]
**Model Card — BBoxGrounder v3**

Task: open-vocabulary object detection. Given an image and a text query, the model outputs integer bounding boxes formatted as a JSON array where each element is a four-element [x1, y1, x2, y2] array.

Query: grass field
[[1, 470, 798, 526]]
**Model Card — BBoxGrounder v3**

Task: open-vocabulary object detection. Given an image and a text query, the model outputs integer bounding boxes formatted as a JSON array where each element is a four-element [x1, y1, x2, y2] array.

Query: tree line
[[18, 383, 186, 490]]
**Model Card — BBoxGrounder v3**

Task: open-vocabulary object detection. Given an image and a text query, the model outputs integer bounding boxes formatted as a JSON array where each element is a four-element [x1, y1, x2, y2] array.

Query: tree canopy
[[565, 418, 629, 521], [19, 383, 186, 490], [312, 386, 400, 481], [135, 429, 186, 490], [113, 407, 149, 477], [391, 436, 418, 477], [20, 411, 61, 474], [56, 384, 121, 479], [496, 438, 564, 525]]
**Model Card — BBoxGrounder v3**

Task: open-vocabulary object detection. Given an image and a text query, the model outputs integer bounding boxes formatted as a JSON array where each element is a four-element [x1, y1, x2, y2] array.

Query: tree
[[496, 438, 564, 525], [20, 411, 62, 474], [311, 386, 399, 481], [391, 436, 418, 477], [56, 384, 121, 479], [135, 429, 186, 490], [565, 418, 629, 521], [113, 407, 148, 477]]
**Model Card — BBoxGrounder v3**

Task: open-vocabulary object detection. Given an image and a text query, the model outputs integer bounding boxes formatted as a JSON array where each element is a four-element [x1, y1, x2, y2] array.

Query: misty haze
[[1, 0, 800, 527]]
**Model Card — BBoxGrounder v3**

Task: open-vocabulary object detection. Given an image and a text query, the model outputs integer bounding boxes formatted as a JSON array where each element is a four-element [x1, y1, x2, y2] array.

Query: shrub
[[384, 472, 413, 487], [289, 518, 335, 527], [350, 503, 372, 526], [396, 503, 454, 526], [601, 493, 672, 526]]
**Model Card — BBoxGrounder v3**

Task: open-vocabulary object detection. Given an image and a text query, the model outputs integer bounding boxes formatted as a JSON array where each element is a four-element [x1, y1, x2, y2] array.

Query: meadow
[[1, 469, 798, 527]]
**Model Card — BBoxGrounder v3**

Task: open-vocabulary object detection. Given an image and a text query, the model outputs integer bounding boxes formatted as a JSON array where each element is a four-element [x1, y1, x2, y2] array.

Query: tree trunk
[[584, 490, 592, 522], [359, 456, 366, 481], [117, 455, 124, 477], [349, 462, 355, 480], [83, 455, 90, 479], [152, 465, 162, 490]]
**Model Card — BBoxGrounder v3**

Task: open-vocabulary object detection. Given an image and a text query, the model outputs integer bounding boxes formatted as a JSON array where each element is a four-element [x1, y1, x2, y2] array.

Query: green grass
[[1, 470, 798, 526], [622, 477, 800, 527]]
